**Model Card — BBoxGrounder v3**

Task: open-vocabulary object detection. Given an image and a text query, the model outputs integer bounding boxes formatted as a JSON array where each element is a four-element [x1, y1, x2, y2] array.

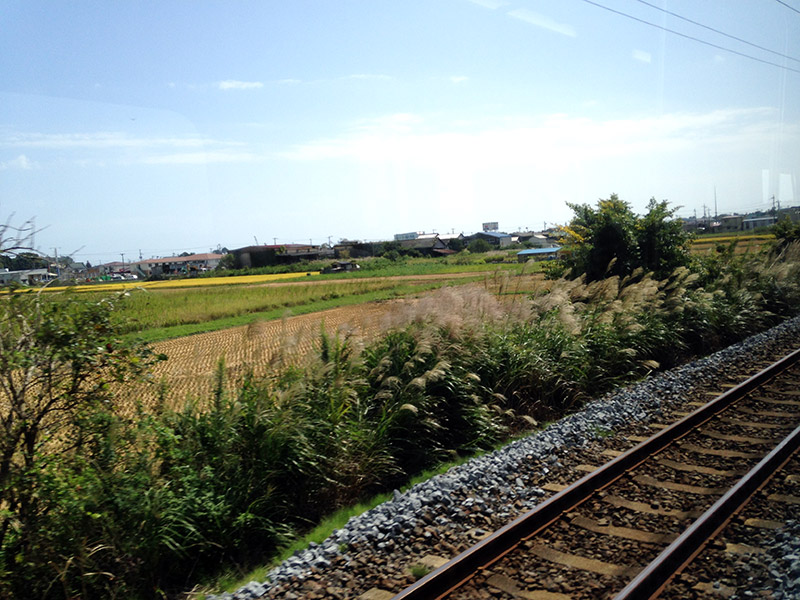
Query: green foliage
[[561, 194, 692, 281], [773, 217, 800, 252], [0, 292, 164, 598], [467, 238, 492, 254], [5, 237, 800, 598]]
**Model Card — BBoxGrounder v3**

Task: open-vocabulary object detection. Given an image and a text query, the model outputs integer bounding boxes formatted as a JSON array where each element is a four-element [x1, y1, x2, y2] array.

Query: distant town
[[3, 204, 799, 287]]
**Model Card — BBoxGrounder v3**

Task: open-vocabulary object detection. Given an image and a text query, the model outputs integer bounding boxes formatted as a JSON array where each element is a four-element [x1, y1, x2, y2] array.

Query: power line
[[578, 0, 800, 74], [633, 0, 800, 64], [774, 0, 800, 16]]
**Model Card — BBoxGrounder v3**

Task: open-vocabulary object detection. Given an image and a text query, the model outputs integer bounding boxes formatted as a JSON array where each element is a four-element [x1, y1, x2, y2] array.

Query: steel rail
[[613, 421, 800, 600], [391, 347, 800, 600]]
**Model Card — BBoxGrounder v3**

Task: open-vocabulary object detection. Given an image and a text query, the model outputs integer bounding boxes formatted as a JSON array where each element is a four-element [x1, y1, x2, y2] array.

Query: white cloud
[[507, 9, 577, 37], [280, 108, 787, 171], [216, 80, 264, 91], [140, 151, 261, 165], [2, 132, 210, 150], [346, 73, 392, 81], [466, 0, 509, 9], [450, 76, 469, 84], [633, 49, 652, 64], [0, 154, 37, 170]]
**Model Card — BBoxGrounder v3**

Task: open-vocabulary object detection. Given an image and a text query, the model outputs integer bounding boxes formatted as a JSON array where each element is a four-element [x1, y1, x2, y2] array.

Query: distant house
[[719, 215, 744, 231], [517, 247, 562, 262], [334, 240, 376, 259], [742, 216, 777, 231], [398, 236, 450, 256], [437, 232, 465, 250], [137, 253, 224, 277], [0, 268, 56, 286], [471, 231, 513, 248], [233, 245, 333, 268]]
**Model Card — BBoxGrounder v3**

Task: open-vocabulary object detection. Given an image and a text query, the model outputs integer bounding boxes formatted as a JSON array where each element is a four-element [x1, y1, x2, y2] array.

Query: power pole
[[714, 187, 718, 219], [120, 253, 125, 272]]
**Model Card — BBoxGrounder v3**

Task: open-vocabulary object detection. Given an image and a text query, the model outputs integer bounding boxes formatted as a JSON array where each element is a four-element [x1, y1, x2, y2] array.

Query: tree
[[562, 194, 638, 281], [468, 238, 492, 254], [637, 198, 692, 278], [560, 194, 691, 281], [448, 238, 465, 252], [216, 253, 236, 270], [0, 292, 162, 578], [773, 216, 800, 252]]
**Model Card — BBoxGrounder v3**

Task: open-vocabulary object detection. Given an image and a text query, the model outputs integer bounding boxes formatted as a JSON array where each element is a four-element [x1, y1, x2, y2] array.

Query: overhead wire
[[578, 0, 800, 74], [773, 0, 800, 16], [632, 0, 800, 64]]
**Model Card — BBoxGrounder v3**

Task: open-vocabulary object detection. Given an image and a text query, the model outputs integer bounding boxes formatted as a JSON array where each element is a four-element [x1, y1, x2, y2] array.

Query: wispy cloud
[[508, 9, 577, 37], [280, 108, 786, 170], [466, 0, 508, 9], [633, 49, 652, 64], [450, 76, 469, 84], [3, 132, 209, 150], [216, 80, 264, 91], [1, 132, 258, 167], [0, 154, 37, 170], [140, 151, 261, 165], [345, 73, 392, 81]]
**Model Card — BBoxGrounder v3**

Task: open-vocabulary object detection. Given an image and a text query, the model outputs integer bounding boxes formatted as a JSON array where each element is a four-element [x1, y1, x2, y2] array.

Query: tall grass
[[4, 242, 800, 599]]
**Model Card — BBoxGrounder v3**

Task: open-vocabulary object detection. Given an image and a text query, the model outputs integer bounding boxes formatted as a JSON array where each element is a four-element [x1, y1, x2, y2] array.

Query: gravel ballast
[[206, 316, 800, 600]]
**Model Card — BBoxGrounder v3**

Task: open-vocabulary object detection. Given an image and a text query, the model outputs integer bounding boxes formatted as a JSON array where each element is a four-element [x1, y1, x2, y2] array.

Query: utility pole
[[52, 247, 59, 277], [714, 187, 718, 219], [120, 253, 125, 273]]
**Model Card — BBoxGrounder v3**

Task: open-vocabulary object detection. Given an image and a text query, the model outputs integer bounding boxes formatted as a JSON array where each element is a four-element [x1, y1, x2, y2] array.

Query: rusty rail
[[391, 347, 800, 600], [614, 421, 800, 600]]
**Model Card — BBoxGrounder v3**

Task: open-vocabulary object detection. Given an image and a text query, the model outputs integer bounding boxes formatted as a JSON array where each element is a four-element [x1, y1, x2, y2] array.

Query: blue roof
[[517, 247, 561, 255], [477, 231, 512, 239]]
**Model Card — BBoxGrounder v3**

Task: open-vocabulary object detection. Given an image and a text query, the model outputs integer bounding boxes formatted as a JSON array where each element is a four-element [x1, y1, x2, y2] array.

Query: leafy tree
[[448, 238, 465, 252], [468, 238, 492, 253], [773, 216, 800, 252], [0, 292, 162, 595], [636, 198, 692, 278], [216, 252, 236, 270], [560, 194, 691, 281], [561, 194, 638, 281]]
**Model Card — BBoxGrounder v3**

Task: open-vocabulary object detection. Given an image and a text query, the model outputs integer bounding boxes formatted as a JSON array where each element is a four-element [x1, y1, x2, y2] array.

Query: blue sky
[[1, 0, 798, 264]]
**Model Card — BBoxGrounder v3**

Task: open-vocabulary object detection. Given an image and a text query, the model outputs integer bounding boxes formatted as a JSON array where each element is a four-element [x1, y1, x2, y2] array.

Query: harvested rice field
[[127, 299, 408, 410]]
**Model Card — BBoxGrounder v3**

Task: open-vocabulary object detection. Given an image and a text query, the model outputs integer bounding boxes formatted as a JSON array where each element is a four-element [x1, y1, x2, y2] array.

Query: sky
[[1, 0, 799, 264]]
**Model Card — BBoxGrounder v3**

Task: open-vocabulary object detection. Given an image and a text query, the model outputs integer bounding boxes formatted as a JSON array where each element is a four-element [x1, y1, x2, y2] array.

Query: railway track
[[392, 348, 800, 600]]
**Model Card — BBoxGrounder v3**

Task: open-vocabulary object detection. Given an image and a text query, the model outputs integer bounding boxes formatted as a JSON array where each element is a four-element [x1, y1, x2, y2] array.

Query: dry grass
[[124, 300, 411, 410]]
